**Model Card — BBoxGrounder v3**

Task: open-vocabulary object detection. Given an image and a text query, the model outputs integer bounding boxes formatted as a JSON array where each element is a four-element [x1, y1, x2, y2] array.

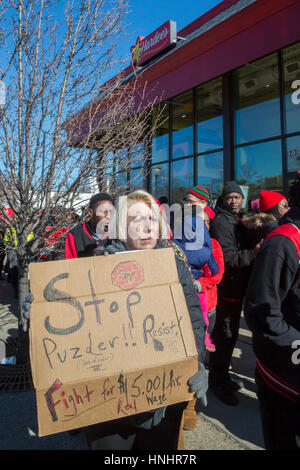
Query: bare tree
[[0, 0, 162, 361]]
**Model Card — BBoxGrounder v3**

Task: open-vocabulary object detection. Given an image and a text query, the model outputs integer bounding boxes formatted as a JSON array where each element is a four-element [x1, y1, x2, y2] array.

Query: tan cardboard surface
[[29, 248, 198, 436]]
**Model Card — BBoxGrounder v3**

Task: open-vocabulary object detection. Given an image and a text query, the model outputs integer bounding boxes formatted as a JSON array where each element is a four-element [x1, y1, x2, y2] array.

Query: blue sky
[[122, 0, 223, 64]]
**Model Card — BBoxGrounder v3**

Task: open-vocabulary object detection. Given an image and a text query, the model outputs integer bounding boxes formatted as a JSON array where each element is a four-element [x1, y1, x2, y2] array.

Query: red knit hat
[[259, 190, 286, 212]]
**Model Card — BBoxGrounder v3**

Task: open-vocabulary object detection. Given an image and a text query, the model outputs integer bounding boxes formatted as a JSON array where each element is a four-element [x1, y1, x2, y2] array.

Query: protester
[[174, 187, 218, 433], [259, 190, 290, 219], [173, 196, 219, 349], [208, 181, 257, 406], [174, 188, 218, 345], [22, 190, 208, 450], [37, 208, 71, 261], [64, 193, 114, 259], [244, 175, 300, 450], [184, 184, 210, 208], [173, 206, 219, 282], [181, 203, 224, 434], [83, 190, 208, 450], [241, 212, 278, 249], [200, 207, 225, 353]]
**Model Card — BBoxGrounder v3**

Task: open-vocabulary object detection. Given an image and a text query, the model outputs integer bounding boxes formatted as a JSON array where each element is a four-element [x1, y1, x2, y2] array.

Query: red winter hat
[[259, 190, 286, 212]]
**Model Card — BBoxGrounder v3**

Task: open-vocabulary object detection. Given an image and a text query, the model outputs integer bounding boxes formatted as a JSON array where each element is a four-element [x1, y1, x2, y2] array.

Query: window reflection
[[197, 151, 223, 199], [171, 158, 194, 204], [152, 105, 169, 164], [196, 77, 223, 153], [235, 54, 281, 144], [115, 171, 128, 189], [115, 151, 128, 189], [283, 42, 300, 134], [102, 151, 115, 192], [129, 167, 145, 190], [287, 135, 300, 172], [150, 163, 169, 200], [172, 91, 194, 159], [129, 142, 146, 169], [236, 140, 283, 200]]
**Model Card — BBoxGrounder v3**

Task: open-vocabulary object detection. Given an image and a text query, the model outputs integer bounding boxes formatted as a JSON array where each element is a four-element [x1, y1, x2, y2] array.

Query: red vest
[[266, 223, 300, 257]]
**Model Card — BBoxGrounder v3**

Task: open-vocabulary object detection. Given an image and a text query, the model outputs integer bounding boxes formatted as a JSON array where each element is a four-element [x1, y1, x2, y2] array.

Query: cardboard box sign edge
[[36, 355, 198, 437], [28, 247, 180, 302]]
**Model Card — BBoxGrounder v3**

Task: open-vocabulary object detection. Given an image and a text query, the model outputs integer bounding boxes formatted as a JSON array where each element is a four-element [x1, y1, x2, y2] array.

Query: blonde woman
[[85, 190, 208, 450], [23, 190, 208, 450]]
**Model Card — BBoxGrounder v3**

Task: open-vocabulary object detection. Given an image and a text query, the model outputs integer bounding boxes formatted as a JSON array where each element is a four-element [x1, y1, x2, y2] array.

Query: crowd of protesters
[[1, 175, 300, 451]]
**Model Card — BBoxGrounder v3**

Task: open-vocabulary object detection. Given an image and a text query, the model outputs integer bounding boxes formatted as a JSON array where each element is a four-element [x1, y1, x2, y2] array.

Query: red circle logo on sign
[[111, 261, 144, 291]]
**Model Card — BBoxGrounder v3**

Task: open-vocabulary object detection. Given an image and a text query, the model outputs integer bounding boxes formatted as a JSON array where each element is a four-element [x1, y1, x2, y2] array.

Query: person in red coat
[[181, 205, 224, 435], [199, 206, 225, 352]]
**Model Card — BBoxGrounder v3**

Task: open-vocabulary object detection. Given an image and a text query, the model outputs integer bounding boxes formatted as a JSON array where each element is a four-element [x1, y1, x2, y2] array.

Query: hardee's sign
[[131, 20, 177, 67]]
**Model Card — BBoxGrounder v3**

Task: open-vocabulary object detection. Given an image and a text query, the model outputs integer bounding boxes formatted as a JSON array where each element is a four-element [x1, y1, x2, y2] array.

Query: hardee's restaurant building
[[66, 0, 300, 205]]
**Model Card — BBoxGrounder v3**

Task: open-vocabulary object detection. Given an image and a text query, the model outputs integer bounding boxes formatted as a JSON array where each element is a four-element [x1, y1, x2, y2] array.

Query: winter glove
[[92, 245, 106, 256], [21, 292, 34, 332], [188, 363, 208, 407]]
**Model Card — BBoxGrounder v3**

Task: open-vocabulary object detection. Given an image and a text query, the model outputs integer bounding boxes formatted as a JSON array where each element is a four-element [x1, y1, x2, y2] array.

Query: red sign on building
[[131, 20, 177, 67]]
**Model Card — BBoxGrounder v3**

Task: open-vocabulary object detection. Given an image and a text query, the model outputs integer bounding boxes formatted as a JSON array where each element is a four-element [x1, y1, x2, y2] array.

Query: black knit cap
[[222, 181, 244, 197]]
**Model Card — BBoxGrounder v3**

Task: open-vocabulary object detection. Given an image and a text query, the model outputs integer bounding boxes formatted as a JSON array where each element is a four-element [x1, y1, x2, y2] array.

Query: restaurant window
[[114, 171, 127, 189], [171, 158, 194, 204], [236, 140, 283, 201], [129, 167, 145, 190], [114, 148, 128, 189], [151, 104, 169, 164], [196, 77, 223, 153], [150, 163, 169, 200], [129, 142, 146, 169], [283, 42, 300, 135], [171, 90, 194, 159], [197, 151, 223, 202], [235, 53, 281, 144], [287, 134, 300, 173]]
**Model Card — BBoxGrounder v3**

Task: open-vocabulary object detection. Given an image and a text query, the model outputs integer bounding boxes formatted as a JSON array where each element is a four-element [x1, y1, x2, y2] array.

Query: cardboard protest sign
[[29, 247, 198, 437]]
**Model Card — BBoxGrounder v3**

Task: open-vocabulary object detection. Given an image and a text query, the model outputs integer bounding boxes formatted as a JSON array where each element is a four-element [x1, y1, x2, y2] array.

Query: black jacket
[[210, 205, 255, 300], [244, 208, 300, 394], [65, 222, 108, 258]]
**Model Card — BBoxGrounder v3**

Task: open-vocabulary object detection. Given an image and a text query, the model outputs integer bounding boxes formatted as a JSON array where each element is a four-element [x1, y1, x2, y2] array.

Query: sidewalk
[[0, 277, 264, 450]]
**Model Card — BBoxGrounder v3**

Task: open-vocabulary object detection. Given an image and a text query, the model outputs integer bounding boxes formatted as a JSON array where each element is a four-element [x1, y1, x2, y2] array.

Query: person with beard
[[208, 181, 258, 405], [64, 193, 114, 259], [244, 175, 300, 450]]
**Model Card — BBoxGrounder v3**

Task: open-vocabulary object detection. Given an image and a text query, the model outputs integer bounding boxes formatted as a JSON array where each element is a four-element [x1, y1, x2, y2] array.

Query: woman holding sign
[[82, 190, 208, 450]]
